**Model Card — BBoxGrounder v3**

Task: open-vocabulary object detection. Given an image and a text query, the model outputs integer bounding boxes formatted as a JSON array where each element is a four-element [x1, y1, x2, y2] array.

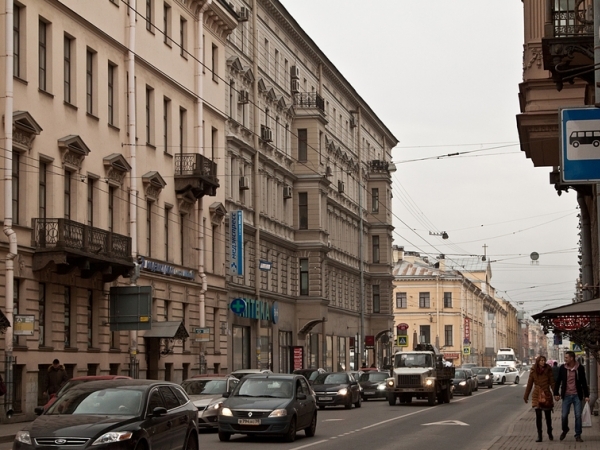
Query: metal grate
[[396, 375, 422, 387], [35, 438, 90, 446], [552, 0, 593, 37]]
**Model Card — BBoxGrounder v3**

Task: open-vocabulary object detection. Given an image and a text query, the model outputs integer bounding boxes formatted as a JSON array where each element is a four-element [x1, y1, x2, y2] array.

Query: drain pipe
[[127, 0, 138, 378], [196, 0, 212, 375], [3, 0, 15, 417]]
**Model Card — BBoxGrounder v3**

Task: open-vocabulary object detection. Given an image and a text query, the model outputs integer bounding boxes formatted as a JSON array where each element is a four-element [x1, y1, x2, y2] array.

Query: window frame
[[300, 258, 309, 296], [298, 128, 307, 162], [298, 192, 308, 230], [372, 235, 380, 263], [418, 292, 430, 308], [443, 292, 452, 308], [395, 292, 407, 309], [39, 20, 48, 91], [372, 285, 380, 313]]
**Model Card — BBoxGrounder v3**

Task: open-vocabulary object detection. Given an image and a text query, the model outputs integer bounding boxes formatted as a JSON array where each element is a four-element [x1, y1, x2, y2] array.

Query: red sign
[[464, 317, 471, 342], [443, 352, 460, 360], [397, 323, 409, 331], [291, 346, 303, 371], [365, 335, 375, 350], [552, 316, 591, 331], [349, 337, 355, 349]]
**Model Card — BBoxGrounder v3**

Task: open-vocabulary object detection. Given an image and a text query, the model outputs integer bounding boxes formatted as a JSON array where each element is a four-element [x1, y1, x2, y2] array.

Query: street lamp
[[429, 231, 449, 239]]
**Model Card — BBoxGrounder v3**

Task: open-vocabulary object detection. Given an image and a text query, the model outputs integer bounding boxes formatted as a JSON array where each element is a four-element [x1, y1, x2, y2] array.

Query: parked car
[[358, 371, 388, 400], [292, 368, 326, 385], [16, 380, 199, 450], [181, 375, 239, 429], [491, 366, 520, 384], [451, 369, 473, 396], [312, 372, 362, 409], [463, 368, 478, 392], [217, 373, 317, 442], [42, 375, 132, 411], [471, 367, 494, 389], [230, 369, 273, 380]]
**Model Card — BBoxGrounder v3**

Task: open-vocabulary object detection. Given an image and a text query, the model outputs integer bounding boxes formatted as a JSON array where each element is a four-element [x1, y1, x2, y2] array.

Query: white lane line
[[290, 439, 329, 450]]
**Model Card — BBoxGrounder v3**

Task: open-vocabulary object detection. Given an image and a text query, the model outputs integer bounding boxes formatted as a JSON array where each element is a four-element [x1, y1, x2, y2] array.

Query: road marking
[[423, 420, 469, 426], [322, 419, 344, 422], [290, 440, 329, 450]]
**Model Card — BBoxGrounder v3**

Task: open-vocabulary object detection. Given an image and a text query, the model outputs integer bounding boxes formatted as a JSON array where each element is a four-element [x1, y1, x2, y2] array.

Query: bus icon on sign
[[569, 130, 600, 148]]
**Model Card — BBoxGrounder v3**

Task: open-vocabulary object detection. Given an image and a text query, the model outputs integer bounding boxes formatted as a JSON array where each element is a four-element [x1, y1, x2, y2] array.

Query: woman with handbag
[[524, 355, 555, 442]]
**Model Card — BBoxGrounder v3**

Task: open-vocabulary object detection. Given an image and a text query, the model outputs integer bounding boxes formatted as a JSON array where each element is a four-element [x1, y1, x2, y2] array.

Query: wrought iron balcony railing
[[174, 153, 217, 180], [293, 92, 325, 112], [550, 0, 593, 37], [32, 218, 132, 261]]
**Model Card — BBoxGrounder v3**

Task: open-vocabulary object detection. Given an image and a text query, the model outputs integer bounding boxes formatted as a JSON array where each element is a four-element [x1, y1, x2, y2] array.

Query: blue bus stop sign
[[560, 107, 600, 183]]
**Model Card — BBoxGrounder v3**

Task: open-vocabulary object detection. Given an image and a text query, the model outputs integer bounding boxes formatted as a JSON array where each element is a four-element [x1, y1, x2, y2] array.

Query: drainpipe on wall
[[196, 0, 211, 375], [3, 0, 16, 418], [127, 0, 138, 378]]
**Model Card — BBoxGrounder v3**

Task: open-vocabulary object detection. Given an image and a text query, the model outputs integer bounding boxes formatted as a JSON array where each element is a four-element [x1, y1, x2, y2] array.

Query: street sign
[[462, 346, 471, 355], [397, 336, 408, 347], [230, 210, 244, 276], [560, 107, 600, 183], [194, 327, 210, 342], [570, 342, 585, 355]]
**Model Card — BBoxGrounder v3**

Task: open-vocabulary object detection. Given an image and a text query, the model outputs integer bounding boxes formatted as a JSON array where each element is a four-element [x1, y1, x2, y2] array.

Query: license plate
[[319, 396, 332, 401], [238, 418, 261, 425], [364, 391, 375, 395]]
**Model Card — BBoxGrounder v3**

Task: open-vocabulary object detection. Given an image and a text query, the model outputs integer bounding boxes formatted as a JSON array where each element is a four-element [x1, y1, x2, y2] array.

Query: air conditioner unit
[[261, 125, 273, 142], [349, 116, 357, 128], [290, 65, 300, 79], [338, 180, 345, 193], [283, 186, 292, 199], [239, 176, 249, 190], [291, 78, 300, 93], [325, 166, 333, 177], [238, 90, 249, 104], [238, 6, 249, 21]]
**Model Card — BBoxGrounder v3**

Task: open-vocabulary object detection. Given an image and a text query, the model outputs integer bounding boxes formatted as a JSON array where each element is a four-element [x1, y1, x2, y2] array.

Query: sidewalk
[[486, 401, 600, 449]]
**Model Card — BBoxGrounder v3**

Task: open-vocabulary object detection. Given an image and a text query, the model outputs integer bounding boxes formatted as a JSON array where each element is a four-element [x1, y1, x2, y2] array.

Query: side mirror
[[297, 393, 307, 400], [152, 407, 168, 417]]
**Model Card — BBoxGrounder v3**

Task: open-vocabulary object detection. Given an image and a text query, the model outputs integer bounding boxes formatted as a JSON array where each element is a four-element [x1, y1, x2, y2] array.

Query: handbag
[[582, 402, 592, 427], [538, 388, 554, 408]]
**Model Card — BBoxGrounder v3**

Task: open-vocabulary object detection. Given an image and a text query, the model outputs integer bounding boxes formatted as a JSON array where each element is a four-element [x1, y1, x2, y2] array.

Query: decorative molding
[[142, 171, 167, 201], [58, 135, 91, 171]]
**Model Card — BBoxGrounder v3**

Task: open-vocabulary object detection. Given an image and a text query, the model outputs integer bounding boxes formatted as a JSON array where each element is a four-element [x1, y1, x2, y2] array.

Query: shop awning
[[532, 298, 600, 320], [142, 321, 189, 340]]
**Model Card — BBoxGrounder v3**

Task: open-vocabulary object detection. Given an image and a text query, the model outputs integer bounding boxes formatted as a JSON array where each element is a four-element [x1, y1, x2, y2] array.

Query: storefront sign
[[552, 315, 590, 331], [194, 327, 210, 342], [230, 211, 244, 276], [138, 256, 195, 280], [291, 346, 303, 371], [14, 315, 35, 336], [365, 335, 375, 350], [230, 298, 278, 323], [443, 352, 460, 360], [349, 337, 355, 349], [464, 317, 471, 343]]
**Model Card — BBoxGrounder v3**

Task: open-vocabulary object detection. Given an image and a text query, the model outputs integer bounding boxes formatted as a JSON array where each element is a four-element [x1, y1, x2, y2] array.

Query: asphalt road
[[0, 371, 530, 450]]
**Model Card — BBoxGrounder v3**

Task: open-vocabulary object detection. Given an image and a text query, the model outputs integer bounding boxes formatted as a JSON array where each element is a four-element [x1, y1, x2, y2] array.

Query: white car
[[230, 368, 273, 379], [491, 366, 520, 384], [181, 375, 240, 429]]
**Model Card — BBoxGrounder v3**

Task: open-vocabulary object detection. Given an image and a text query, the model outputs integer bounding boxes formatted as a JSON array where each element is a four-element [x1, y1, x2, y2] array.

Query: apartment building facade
[[223, 0, 398, 372], [391, 247, 519, 367], [0, 0, 235, 419]]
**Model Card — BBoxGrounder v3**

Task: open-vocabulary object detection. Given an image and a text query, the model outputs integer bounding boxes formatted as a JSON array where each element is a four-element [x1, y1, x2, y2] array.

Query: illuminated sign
[[552, 316, 591, 331]]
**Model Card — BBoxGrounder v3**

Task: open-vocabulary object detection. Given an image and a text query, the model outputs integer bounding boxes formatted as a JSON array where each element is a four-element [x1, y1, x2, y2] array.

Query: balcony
[[542, 0, 594, 90], [31, 218, 133, 282], [293, 93, 325, 112], [370, 160, 390, 172], [174, 153, 219, 198]]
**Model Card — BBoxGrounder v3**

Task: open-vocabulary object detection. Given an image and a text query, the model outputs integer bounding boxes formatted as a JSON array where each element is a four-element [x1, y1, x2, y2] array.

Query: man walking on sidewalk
[[554, 351, 590, 442]]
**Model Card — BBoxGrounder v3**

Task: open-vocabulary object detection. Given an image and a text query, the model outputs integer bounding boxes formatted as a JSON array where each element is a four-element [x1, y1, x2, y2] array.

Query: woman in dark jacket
[[524, 355, 555, 442]]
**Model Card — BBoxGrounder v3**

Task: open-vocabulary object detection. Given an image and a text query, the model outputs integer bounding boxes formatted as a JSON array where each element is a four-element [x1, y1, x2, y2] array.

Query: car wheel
[[355, 394, 362, 408], [388, 393, 396, 406], [488, 383, 493, 389], [427, 392, 436, 405], [573, 141, 580, 147], [467, 386, 472, 396], [344, 398, 352, 409], [183, 433, 197, 450], [594, 140, 599, 147], [501, 377, 506, 385], [305, 413, 317, 437], [218, 431, 231, 442], [284, 417, 297, 442], [514, 376, 519, 385]]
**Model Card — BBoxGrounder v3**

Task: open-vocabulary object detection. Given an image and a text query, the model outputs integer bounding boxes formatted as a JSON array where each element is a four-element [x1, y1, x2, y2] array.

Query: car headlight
[[377, 383, 386, 391], [338, 388, 348, 396], [485, 375, 490, 380], [220, 407, 233, 416], [92, 432, 133, 445], [387, 380, 394, 387], [268, 409, 287, 417], [209, 401, 223, 410], [424, 379, 434, 387], [15, 431, 31, 445], [459, 381, 466, 386]]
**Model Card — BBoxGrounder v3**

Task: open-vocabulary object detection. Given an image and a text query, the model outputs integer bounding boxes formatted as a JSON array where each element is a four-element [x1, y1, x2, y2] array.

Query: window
[[211, 44, 218, 82], [108, 186, 115, 232], [64, 287, 72, 348], [147, 200, 153, 257], [146, 86, 154, 145], [39, 20, 48, 91], [179, 107, 186, 154], [396, 292, 407, 309], [163, 97, 170, 153], [64, 171, 71, 220], [164, 205, 171, 261], [211, 127, 217, 160], [13, 279, 19, 345], [372, 235, 380, 263], [108, 63, 115, 125], [298, 192, 308, 229], [419, 292, 430, 308], [372, 188, 379, 213], [64, 36, 73, 103], [39, 162, 47, 219], [146, 0, 153, 32], [444, 325, 453, 347], [444, 292, 452, 308], [39, 283, 46, 346], [163, 3, 171, 44], [419, 325, 431, 345], [298, 129, 307, 162], [372, 285, 380, 313], [180, 17, 187, 57], [87, 290, 94, 348], [12, 152, 20, 224], [179, 214, 185, 265], [14, 5, 21, 78], [300, 258, 309, 295], [86, 50, 95, 114], [87, 179, 94, 226]]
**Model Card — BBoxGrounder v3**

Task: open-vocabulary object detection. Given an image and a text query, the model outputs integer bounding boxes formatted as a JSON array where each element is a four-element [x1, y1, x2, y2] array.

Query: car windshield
[[474, 368, 490, 375], [497, 355, 515, 361], [181, 379, 227, 395], [235, 379, 293, 398], [491, 368, 506, 373], [359, 372, 388, 382], [314, 373, 349, 384], [454, 370, 466, 378], [394, 353, 432, 368], [47, 388, 143, 416]]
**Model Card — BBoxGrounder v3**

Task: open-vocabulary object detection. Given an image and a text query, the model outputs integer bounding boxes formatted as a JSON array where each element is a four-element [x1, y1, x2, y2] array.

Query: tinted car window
[[147, 389, 164, 413], [170, 386, 189, 405], [454, 370, 466, 378], [299, 377, 310, 394], [159, 386, 180, 410], [48, 388, 143, 415]]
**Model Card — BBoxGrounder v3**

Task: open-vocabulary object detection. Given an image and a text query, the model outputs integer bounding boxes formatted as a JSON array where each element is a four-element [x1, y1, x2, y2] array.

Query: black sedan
[[451, 369, 473, 396], [218, 374, 317, 442], [14, 380, 199, 450], [471, 367, 494, 389], [358, 371, 389, 400], [312, 372, 362, 409]]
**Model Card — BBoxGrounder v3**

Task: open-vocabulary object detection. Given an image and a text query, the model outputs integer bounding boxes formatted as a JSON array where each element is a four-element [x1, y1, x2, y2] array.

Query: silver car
[[490, 366, 520, 385], [181, 376, 240, 429]]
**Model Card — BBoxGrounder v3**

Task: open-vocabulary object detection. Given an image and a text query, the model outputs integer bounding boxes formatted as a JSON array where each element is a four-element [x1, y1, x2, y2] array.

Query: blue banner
[[230, 210, 244, 276]]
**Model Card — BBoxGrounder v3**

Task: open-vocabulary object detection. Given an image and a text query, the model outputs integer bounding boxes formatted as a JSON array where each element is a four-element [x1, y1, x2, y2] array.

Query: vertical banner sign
[[291, 346, 304, 371], [230, 210, 244, 276], [464, 317, 471, 344]]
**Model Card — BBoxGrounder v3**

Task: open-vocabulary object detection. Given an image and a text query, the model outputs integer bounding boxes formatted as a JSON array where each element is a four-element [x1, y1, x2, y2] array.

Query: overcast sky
[[280, 0, 580, 317]]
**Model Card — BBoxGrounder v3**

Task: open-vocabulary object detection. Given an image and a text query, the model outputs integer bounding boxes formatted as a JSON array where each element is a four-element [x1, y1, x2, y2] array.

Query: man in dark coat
[[45, 359, 69, 396], [554, 351, 590, 442]]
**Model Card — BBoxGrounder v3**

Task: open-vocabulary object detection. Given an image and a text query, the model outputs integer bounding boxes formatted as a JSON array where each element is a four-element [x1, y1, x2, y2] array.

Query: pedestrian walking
[[551, 361, 559, 383], [554, 350, 590, 442], [524, 355, 555, 442], [44, 359, 69, 396]]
